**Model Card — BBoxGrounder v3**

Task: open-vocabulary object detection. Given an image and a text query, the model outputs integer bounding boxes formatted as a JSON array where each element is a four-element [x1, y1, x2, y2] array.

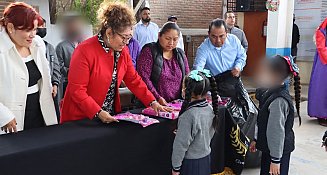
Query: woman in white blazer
[[0, 2, 57, 134]]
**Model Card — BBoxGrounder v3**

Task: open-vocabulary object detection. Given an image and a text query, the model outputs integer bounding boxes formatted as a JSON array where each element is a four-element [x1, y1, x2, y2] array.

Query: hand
[[322, 138, 327, 152], [52, 85, 58, 98], [120, 81, 126, 88], [249, 141, 257, 153], [231, 67, 241, 77], [98, 110, 119, 124], [171, 170, 180, 175], [269, 162, 280, 175], [151, 101, 173, 115], [173, 129, 177, 135], [158, 97, 168, 106], [1, 118, 17, 133]]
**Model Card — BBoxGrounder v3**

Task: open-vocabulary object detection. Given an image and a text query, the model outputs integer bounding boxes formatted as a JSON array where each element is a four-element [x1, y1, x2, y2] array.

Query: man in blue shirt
[[193, 18, 247, 77], [134, 7, 160, 48]]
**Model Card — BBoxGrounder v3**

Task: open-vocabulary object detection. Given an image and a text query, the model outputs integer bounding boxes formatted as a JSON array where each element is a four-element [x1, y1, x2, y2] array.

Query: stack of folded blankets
[[142, 100, 183, 120]]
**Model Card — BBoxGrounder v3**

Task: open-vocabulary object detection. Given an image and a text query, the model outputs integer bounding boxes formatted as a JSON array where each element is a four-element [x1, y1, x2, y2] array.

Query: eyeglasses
[[116, 32, 132, 43]]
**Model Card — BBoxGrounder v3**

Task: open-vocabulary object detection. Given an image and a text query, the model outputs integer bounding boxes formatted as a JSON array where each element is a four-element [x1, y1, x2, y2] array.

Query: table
[[0, 116, 176, 175], [0, 106, 251, 175]]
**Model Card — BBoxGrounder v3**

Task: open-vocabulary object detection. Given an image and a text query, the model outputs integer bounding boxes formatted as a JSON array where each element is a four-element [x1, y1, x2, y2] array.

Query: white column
[[266, 0, 295, 57]]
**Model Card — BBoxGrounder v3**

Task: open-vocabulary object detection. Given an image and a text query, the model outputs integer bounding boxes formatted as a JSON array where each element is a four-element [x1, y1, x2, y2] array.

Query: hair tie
[[283, 56, 299, 76], [189, 70, 203, 81], [188, 69, 212, 81], [201, 69, 212, 78]]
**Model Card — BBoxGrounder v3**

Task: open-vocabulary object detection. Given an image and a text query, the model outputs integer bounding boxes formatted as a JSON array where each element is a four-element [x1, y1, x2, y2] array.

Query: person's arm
[[132, 39, 141, 69], [241, 31, 249, 51], [315, 29, 327, 64], [135, 41, 141, 66], [172, 112, 196, 172], [179, 32, 185, 51], [133, 26, 139, 42], [234, 36, 247, 71], [193, 45, 207, 70], [67, 47, 101, 119], [136, 47, 161, 100], [183, 52, 190, 74], [124, 50, 156, 106], [56, 44, 69, 78], [267, 97, 289, 163], [49, 44, 61, 86]]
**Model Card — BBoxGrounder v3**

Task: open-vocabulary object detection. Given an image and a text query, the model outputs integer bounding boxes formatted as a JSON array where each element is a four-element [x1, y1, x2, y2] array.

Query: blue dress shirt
[[193, 34, 247, 76], [134, 21, 160, 48]]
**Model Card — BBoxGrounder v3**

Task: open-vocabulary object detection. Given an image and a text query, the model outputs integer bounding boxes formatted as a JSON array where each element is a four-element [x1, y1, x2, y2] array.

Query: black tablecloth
[[0, 107, 241, 175], [0, 116, 176, 175]]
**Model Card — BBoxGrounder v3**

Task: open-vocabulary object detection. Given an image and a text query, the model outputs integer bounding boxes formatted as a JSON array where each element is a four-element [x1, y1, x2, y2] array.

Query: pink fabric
[[113, 112, 159, 127], [137, 47, 190, 102], [142, 100, 183, 120]]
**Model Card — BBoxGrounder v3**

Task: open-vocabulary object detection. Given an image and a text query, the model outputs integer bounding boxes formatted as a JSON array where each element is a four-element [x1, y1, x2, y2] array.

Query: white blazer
[[0, 29, 58, 134]]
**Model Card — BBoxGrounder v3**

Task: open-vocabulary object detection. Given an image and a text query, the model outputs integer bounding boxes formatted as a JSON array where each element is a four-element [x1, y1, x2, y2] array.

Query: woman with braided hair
[[171, 69, 220, 175], [250, 55, 301, 175]]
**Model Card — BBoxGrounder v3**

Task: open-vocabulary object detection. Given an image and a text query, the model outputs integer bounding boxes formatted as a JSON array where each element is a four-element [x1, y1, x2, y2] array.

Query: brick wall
[[0, 0, 13, 15], [144, 0, 223, 68], [148, 0, 223, 29]]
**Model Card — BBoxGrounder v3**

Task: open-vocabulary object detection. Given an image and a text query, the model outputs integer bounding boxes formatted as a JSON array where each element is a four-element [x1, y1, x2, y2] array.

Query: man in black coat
[[292, 15, 300, 60]]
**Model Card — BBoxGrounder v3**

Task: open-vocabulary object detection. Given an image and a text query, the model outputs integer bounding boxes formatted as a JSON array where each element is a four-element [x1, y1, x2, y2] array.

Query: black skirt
[[24, 92, 45, 130], [181, 154, 211, 175]]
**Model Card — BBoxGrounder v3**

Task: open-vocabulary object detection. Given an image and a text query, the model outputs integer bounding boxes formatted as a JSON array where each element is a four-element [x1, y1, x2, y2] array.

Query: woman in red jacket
[[60, 2, 169, 124]]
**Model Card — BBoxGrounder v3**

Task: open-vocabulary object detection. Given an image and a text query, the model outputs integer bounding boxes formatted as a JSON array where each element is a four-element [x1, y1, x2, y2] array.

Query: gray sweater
[[172, 100, 215, 170], [267, 97, 290, 160], [228, 27, 248, 51]]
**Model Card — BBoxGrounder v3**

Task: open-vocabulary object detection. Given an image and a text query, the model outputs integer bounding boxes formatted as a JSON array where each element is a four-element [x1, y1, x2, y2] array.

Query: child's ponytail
[[293, 73, 302, 125], [208, 76, 220, 131]]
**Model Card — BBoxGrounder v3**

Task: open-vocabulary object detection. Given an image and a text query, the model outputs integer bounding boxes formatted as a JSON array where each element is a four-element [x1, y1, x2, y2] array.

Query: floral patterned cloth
[[97, 33, 120, 115]]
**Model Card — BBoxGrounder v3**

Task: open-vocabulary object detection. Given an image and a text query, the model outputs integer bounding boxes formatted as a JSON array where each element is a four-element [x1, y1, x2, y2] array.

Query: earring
[[107, 35, 110, 45]]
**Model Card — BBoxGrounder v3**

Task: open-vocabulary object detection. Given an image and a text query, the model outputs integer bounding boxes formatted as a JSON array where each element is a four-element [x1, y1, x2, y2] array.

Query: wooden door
[[242, 12, 268, 76]]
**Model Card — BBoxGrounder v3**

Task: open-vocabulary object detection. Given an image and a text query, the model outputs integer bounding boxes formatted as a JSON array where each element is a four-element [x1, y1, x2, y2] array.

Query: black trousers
[[260, 152, 291, 175], [53, 94, 60, 122]]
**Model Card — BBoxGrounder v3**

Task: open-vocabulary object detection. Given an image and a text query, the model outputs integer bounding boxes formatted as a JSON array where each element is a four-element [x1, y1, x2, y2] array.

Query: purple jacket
[[128, 38, 141, 68]]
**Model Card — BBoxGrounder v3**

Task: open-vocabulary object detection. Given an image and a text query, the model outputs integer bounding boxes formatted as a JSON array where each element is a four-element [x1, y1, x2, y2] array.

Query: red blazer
[[60, 36, 155, 123]]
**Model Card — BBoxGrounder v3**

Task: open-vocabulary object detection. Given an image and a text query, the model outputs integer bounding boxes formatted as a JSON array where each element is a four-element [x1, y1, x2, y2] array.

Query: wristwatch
[[149, 100, 158, 107]]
